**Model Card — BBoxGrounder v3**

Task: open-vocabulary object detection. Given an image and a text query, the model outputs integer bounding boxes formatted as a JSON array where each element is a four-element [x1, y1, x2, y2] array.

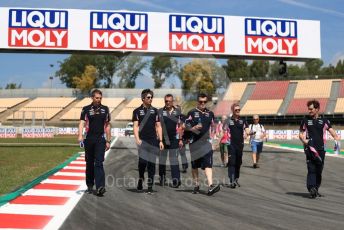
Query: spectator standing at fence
[[299, 99, 340, 198], [133, 89, 164, 194], [249, 115, 266, 169], [78, 89, 111, 196]]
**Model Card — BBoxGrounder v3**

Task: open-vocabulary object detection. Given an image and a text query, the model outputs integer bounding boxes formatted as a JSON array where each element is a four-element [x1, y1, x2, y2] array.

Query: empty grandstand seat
[[334, 98, 344, 113], [7, 97, 76, 120], [339, 79, 344, 98], [223, 82, 249, 101], [0, 98, 29, 108], [249, 81, 289, 100], [241, 100, 283, 115], [115, 108, 135, 120], [286, 98, 328, 114], [293, 80, 332, 99]]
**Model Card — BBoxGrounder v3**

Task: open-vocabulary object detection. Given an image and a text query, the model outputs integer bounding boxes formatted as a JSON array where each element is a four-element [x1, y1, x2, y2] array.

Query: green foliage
[[150, 56, 176, 88], [117, 56, 147, 88], [249, 60, 269, 79], [5, 83, 22, 89], [222, 59, 249, 80]]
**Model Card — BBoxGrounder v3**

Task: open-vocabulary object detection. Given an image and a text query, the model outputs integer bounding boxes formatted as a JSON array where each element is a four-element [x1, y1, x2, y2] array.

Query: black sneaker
[[96, 186, 106, 196], [229, 183, 236, 189], [207, 184, 220, 196], [172, 181, 181, 188], [146, 187, 154, 194], [137, 179, 143, 191], [253, 163, 257, 168], [192, 186, 200, 194], [85, 186, 93, 194], [309, 187, 317, 199], [234, 179, 241, 187], [316, 189, 324, 197]]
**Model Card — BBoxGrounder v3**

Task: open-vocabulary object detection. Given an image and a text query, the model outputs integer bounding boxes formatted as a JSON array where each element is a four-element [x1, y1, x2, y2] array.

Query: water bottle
[[198, 117, 202, 129], [334, 141, 340, 155]]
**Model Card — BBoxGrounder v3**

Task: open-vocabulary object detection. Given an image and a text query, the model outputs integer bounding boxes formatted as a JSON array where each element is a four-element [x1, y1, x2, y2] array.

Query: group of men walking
[[78, 89, 340, 199]]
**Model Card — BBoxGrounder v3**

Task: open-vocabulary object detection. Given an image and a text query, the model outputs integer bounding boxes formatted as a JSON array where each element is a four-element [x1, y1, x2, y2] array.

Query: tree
[[335, 59, 344, 75], [72, 65, 97, 94], [5, 83, 22, 89], [249, 60, 269, 79], [117, 56, 147, 88], [96, 54, 127, 88], [305, 59, 323, 76], [222, 59, 249, 81], [56, 54, 98, 88], [150, 56, 176, 88], [179, 59, 222, 97]]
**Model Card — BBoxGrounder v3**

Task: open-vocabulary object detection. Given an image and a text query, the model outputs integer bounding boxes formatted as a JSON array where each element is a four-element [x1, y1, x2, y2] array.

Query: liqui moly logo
[[90, 12, 148, 50], [169, 15, 224, 53], [245, 18, 298, 56], [8, 9, 68, 48]]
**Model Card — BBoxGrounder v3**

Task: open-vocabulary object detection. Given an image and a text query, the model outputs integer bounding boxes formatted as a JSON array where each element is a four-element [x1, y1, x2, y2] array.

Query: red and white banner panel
[[0, 7, 321, 59]]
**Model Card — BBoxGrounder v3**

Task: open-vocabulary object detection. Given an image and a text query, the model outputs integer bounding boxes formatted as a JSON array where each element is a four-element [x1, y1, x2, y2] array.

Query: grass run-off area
[[0, 136, 81, 196]]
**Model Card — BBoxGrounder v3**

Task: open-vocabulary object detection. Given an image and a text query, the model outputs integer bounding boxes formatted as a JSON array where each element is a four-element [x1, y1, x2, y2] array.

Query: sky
[[0, 0, 343, 89]]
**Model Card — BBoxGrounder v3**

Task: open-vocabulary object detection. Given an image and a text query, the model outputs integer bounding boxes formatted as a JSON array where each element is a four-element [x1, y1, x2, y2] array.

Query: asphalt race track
[[61, 137, 344, 230]]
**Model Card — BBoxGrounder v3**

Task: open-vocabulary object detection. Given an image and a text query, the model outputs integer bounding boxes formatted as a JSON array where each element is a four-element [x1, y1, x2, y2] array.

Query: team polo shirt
[[158, 106, 182, 141], [226, 117, 249, 146], [186, 108, 214, 142], [80, 104, 110, 139], [132, 104, 160, 141], [300, 116, 332, 150]]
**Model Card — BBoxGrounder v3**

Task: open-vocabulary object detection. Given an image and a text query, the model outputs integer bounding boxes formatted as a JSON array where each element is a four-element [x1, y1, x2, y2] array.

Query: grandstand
[[7, 97, 75, 121], [214, 79, 343, 125], [0, 98, 29, 114], [60, 98, 125, 120]]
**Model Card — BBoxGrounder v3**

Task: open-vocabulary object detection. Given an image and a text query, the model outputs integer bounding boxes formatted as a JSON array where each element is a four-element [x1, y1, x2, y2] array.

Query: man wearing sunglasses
[[158, 94, 183, 188], [133, 89, 164, 194], [185, 93, 220, 196], [299, 99, 340, 198], [224, 103, 250, 189]]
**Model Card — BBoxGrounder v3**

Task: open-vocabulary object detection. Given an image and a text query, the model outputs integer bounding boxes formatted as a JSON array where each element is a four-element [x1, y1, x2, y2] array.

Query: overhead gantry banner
[[0, 7, 321, 59]]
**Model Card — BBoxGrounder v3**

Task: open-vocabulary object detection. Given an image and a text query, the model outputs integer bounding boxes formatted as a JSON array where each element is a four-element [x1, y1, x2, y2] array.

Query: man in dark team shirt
[[78, 89, 111, 196], [299, 99, 339, 198], [185, 93, 220, 196], [158, 94, 183, 188], [224, 103, 250, 189], [133, 89, 164, 194]]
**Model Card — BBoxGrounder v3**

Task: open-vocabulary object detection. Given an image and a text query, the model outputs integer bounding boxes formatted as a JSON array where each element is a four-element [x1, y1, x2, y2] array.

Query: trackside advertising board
[[0, 7, 321, 59]]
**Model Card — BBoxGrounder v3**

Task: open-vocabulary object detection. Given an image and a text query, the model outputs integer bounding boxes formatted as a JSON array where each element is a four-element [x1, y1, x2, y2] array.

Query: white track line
[[41, 179, 84, 185], [23, 189, 79, 197], [0, 204, 65, 216], [63, 166, 85, 170], [54, 172, 85, 177], [265, 143, 344, 158]]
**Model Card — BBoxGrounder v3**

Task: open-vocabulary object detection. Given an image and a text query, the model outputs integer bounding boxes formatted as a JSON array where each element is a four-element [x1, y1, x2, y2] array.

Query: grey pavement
[[61, 137, 344, 230]]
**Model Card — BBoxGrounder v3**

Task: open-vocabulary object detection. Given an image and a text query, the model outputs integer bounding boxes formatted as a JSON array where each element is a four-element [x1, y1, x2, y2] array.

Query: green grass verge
[[0, 136, 80, 196]]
